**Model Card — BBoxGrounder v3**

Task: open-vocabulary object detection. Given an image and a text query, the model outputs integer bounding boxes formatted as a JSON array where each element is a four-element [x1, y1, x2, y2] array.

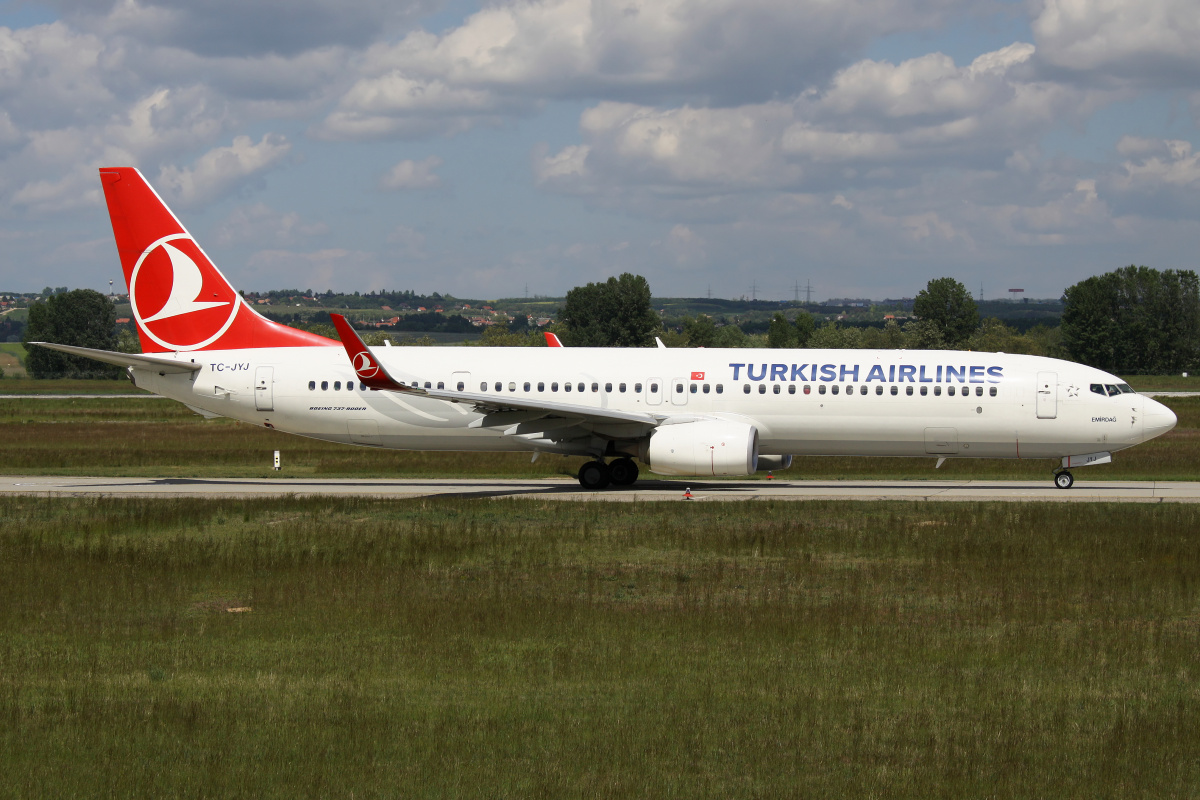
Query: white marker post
[[273, 450, 281, 471]]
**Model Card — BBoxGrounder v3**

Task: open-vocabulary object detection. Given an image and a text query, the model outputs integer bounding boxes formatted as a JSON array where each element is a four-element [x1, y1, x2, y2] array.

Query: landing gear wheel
[[608, 457, 640, 486], [1054, 470, 1074, 490], [578, 460, 611, 491]]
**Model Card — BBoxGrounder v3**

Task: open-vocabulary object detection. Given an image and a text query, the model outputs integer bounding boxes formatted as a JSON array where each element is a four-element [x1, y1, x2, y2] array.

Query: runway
[[3, 476, 1199, 502]]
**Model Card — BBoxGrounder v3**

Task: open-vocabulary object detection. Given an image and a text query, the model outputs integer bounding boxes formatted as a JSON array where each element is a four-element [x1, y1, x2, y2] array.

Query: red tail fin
[[99, 167, 336, 353], [544, 331, 564, 347]]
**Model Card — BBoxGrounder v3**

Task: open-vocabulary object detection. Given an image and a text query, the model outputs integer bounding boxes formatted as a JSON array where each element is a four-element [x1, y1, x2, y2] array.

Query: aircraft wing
[[330, 314, 662, 431], [28, 342, 203, 374]]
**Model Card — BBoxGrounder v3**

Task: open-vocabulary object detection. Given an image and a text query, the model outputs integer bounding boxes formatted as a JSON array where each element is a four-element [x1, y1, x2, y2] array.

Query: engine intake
[[645, 420, 759, 476]]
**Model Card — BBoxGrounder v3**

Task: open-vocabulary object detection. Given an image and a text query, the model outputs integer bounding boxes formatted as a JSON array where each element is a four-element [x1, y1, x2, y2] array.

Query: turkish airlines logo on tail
[[130, 234, 240, 351], [353, 352, 380, 379]]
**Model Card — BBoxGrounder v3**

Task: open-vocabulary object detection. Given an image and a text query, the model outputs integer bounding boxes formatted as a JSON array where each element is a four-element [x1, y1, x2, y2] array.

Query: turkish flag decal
[[691, 371, 705, 380]]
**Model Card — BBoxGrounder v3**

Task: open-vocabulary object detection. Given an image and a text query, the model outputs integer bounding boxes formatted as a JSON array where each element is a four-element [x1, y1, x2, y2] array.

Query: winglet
[[544, 331, 564, 347], [330, 314, 412, 392]]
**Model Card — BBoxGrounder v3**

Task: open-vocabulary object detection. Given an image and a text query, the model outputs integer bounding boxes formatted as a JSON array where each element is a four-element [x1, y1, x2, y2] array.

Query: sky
[[0, 0, 1197, 302]]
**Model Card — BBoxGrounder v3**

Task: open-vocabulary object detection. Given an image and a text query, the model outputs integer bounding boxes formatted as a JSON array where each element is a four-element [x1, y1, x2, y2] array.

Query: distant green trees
[[560, 273, 660, 347], [23, 289, 120, 379], [913, 277, 978, 347], [1062, 266, 1200, 374]]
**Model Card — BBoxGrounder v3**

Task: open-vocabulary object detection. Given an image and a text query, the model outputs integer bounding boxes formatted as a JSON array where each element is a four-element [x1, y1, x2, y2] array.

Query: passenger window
[[975, 386, 983, 397], [509, 382, 517, 392], [592, 382, 599, 393], [832, 385, 839, 395], [635, 383, 643, 393], [758, 384, 766, 394], [691, 384, 698, 394], [481, 382, 487, 391], [675, 383, 684, 394], [348, 383, 355, 391], [934, 386, 941, 396], [803, 385, 811, 395], [360, 383, 367, 391], [619, 383, 627, 393], [890, 386, 898, 396], [321, 381, 328, 390], [875, 386, 882, 395], [537, 382, 544, 392], [457, 382, 465, 391], [743, 384, 751, 394], [906, 386, 913, 396], [437, 381, 444, 390], [716, 384, 723, 394], [565, 383, 572, 392], [308, 381, 315, 390], [788, 385, 796, 395], [422, 381, 430, 389], [773, 385, 780, 394], [495, 382, 502, 392], [552, 382, 559, 392], [989, 387, 997, 397], [819, 385, 827, 395], [605, 383, 612, 392], [948, 386, 955, 396], [523, 382, 530, 392], [920, 386, 928, 396], [703, 384, 710, 394], [650, 383, 658, 393], [577, 383, 585, 392], [335, 381, 342, 390]]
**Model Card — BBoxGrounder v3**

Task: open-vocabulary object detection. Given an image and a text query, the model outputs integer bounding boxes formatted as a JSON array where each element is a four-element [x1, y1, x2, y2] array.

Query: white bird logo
[[142, 243, 229, 322]]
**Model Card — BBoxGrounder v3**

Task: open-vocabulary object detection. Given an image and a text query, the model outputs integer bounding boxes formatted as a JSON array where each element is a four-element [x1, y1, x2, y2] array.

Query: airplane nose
[[1143, 397, 1177, 441]]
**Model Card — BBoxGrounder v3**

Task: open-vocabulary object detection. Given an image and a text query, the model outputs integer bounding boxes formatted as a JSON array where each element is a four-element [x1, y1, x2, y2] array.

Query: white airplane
[[35, 167, 1177, 490]]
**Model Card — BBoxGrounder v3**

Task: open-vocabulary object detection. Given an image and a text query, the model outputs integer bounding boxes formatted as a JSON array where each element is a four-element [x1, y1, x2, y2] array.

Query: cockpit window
[[1106, 384, 1121, 397], [1090, 384, 1105, 396], [1118, 383, 1135, 394]]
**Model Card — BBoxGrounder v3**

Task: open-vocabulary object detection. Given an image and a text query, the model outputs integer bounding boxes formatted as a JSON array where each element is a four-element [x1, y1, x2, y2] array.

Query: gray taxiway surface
[[3, 476, 1199, 502]]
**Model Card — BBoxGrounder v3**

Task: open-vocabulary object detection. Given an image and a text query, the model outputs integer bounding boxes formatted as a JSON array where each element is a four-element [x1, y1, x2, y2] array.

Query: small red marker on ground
[[767, 471, 773, 480], [683, 487, 693, 500]]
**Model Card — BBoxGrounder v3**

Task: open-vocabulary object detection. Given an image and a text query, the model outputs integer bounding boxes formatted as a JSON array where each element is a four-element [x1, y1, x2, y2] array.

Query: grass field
[[1, 496, 1197, 797], [2, 394, 1198, 482]]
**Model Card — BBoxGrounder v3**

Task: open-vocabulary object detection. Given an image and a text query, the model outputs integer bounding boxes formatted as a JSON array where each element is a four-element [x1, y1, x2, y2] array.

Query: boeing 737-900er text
[[33, 168, 1177, 490]]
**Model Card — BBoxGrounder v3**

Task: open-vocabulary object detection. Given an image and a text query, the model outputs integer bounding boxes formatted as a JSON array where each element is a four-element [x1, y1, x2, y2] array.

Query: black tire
[[578, 460, 611, 490], [1054, 471, 1074, 490], [608, 457, 639, 486]]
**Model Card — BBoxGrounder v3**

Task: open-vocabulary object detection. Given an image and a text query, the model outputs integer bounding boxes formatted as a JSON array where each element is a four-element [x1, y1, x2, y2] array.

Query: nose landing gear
[[1053, 470, 1074, 490]]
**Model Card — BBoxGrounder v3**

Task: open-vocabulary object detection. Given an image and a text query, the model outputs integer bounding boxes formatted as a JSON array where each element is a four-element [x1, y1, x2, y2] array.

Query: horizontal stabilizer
[[29, 342, 203, 374]]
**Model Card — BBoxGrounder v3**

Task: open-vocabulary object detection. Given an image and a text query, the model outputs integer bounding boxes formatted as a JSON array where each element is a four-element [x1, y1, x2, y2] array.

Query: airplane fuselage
[[130, 344, 1176, 464]]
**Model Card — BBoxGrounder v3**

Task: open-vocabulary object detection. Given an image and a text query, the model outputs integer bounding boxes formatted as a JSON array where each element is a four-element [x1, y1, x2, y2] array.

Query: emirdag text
[[729, 362, 1005, 384]]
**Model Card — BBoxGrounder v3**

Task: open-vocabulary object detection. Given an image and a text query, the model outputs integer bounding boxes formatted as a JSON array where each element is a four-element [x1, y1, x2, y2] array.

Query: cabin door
[[254, 366, 274, 411], [1036, 371, 1057, 419]]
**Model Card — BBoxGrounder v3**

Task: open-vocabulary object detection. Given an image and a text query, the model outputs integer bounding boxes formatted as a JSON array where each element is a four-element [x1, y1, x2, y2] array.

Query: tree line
[[17, 268, 1200, 378]]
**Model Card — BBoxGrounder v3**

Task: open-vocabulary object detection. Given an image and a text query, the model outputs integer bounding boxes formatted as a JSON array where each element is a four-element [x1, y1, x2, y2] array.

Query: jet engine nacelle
[[645, 421, 759, 476], [757, 455, 792, 472]]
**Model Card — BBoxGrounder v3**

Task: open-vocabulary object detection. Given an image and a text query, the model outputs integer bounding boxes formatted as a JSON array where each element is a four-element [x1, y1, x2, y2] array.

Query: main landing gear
[[1054, 470, 1074, 490], [577, 457, 640, 490]]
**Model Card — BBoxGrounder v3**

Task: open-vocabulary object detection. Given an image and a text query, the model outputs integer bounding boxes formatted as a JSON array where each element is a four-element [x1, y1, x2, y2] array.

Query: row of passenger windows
[[309, 380, 363, 391], [745, 383, 997, 397], [308, 377, 996, 399]]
